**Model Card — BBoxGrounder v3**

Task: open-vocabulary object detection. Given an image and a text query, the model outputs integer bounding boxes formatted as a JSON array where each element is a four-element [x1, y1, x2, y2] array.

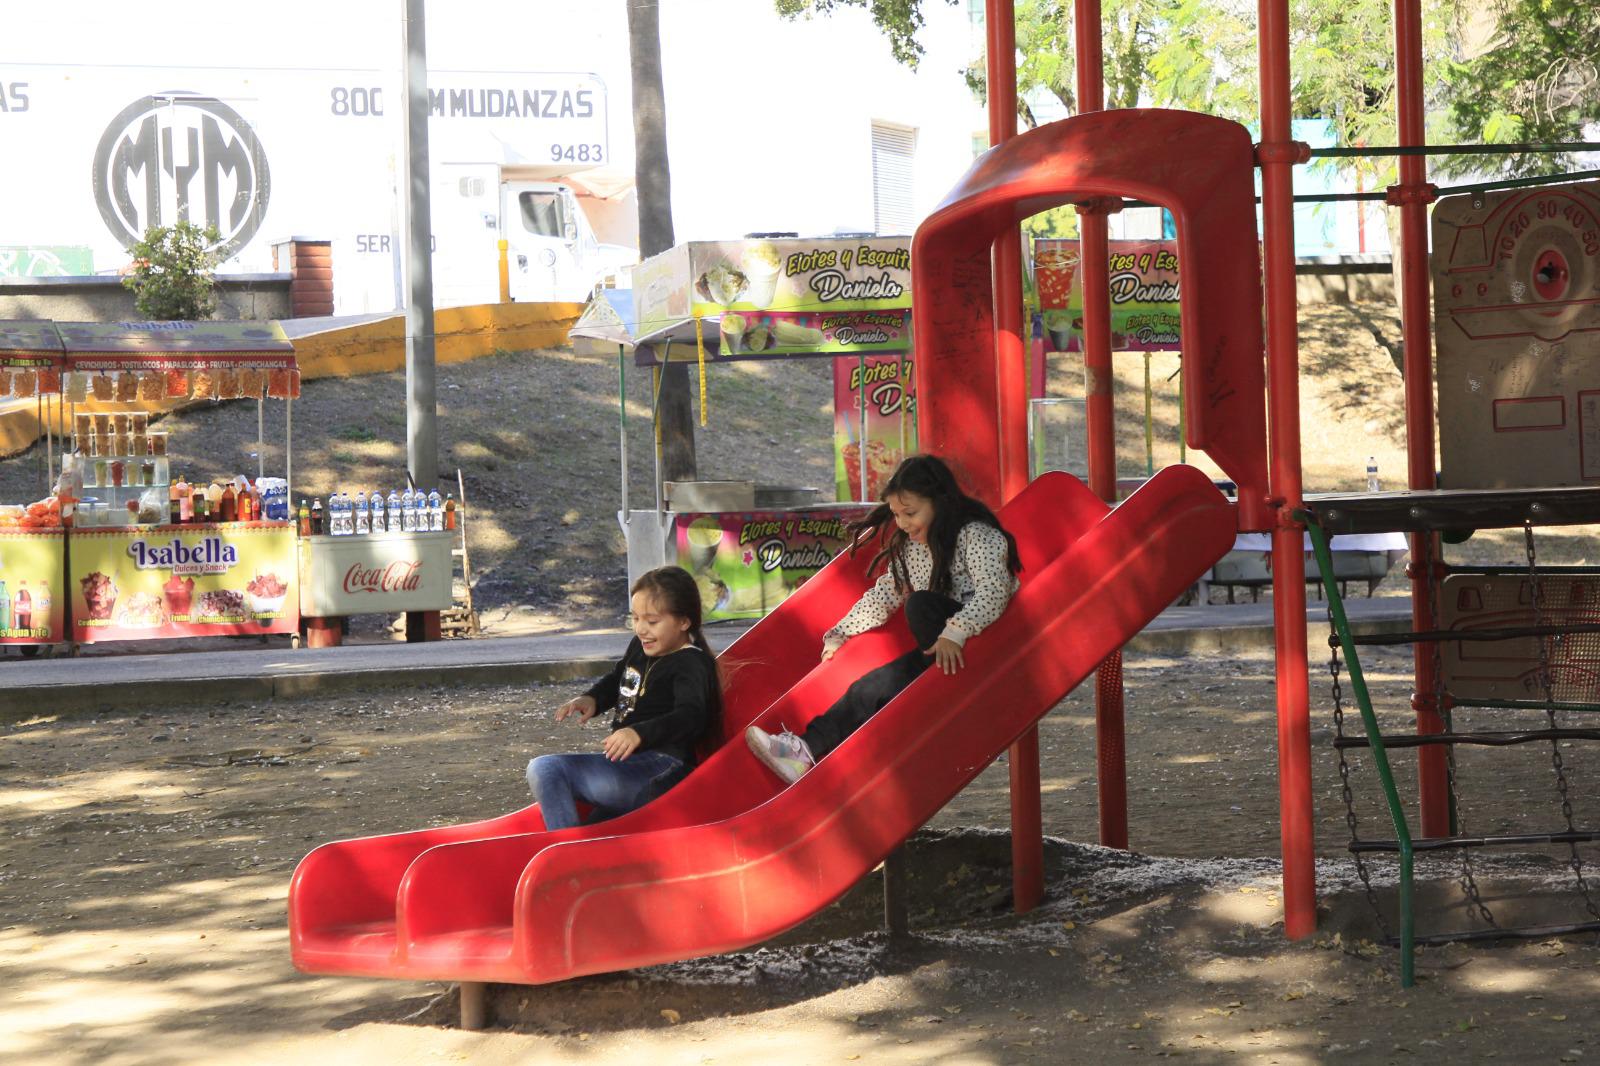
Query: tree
[[122, 221, 222, 320], [1441, 0, 1600, 178], [627, 0, 697, 482]]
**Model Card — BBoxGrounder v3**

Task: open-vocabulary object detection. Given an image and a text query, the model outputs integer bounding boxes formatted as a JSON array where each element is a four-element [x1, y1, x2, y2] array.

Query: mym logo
[[91, 92, 271, 259]]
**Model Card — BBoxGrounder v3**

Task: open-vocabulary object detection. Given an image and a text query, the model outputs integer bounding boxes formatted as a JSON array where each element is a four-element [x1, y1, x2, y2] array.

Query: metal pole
[[858, 352, 868, 501], [257, 396, 265, 481], [1394, 0, 1450, 839], [401, 0, 438, 492], [1072, 0, 1128, 856], [983, 0, 1043, 917], [619, 346, 629, 514], [1259, 0, 1317, 940]]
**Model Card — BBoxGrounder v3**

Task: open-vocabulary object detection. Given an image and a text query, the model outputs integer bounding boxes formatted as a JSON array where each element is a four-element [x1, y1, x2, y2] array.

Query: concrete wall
[[0, 274, 291, 321], [1296, 255, 1395, 305]]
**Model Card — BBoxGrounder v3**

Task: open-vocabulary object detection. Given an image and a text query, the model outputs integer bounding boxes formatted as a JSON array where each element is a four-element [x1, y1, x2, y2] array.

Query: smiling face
[[630, 590, 692, 656], [885, 490, 934, 545]]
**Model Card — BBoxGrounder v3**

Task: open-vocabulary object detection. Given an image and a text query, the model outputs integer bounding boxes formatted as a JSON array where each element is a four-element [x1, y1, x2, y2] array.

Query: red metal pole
[[985, 0, 1044, 915], [1073, 0, 1129, 853], [1393, 0, 1449, 837], [1258, 0, 1317, 940]]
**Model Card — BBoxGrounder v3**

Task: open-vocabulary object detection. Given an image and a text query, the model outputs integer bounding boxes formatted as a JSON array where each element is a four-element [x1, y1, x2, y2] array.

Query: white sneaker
[[746, 725, 814, 785]]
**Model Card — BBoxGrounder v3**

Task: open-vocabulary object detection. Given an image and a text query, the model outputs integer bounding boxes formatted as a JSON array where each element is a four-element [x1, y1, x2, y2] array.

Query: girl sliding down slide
[[747, 454, 1021, 784]]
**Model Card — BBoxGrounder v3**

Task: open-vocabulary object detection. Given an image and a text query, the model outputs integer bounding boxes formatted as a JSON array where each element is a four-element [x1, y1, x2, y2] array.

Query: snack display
[[115, 372, 138, 402], [196, 589, 247, 618], [0, 497, 64, 530], [163, 574, 195, 617], [115, 591, 168, 629], [80, 571, 118, 620], [92, 374, 114, 400], [137, 373, 163, 401]]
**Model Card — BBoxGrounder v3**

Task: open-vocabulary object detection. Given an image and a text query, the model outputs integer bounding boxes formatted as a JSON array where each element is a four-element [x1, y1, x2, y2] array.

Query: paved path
[[0, 596, 1411, 719]]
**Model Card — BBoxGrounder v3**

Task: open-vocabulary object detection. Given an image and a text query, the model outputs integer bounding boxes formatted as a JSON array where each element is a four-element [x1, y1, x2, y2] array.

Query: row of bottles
[[167, 475, 264, 525], [298, 488, 456, 537], [0, 578, 52, 637]]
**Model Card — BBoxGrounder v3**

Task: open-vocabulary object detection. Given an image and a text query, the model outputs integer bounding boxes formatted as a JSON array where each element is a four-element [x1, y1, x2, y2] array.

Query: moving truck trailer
[[0, 62, 636, 312]]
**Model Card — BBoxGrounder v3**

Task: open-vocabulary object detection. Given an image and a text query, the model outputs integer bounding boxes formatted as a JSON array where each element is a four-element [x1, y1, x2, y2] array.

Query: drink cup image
[[684, 517, 725, 571], [719, 314, 747, 355], [1043, 310, 1075, 352], [741, 241, 783, 309]]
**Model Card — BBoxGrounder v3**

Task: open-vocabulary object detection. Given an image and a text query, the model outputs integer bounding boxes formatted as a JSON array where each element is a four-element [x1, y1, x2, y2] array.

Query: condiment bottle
[[220, 483, 237, 523], [444, 493, 457, 531], [177, 474, 193, 523]]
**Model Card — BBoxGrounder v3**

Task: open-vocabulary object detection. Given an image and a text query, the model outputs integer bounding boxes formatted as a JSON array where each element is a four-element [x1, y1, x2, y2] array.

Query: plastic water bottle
[[386, 489, 401, 533], [354, 492, 370, 535], [336, 492, 351, 535], [1366, 456, 1380, 493], [402, 489, 417, 532], [371, 491, 387, 532], [428, 489, 443, 532]]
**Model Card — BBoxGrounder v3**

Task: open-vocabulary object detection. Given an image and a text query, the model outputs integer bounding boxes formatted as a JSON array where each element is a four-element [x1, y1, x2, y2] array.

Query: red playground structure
[[292, 0, 1600, 1012], [288, 103, 1279, 1018]]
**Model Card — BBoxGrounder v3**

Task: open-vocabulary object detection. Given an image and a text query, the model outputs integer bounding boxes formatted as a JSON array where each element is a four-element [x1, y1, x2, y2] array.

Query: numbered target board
[[1433, 181, 1600, 488]]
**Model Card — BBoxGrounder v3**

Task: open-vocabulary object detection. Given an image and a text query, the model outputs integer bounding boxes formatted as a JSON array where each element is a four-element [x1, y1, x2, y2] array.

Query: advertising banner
[[298, 531, 454, 616], [69, 523, 297, 642], [672, 507, 869, 621], [633, 237, 913, 361], [832, 355, 917, 501], [1034, 238, 1182, 353], [0, 530, 66, 644]]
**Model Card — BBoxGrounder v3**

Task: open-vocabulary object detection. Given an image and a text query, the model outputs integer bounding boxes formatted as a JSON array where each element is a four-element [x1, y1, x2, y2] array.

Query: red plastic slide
[[289, 465, 1235, 984]]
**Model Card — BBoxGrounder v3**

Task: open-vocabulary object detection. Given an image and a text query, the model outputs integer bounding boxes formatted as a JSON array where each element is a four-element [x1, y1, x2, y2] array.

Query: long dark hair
[[630, 566, 723, 724], [849, 454, 1021, 595]]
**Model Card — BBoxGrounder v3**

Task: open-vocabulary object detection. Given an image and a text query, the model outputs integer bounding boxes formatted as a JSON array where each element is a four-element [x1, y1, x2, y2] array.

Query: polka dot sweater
[[823, 521, 1019, 653]]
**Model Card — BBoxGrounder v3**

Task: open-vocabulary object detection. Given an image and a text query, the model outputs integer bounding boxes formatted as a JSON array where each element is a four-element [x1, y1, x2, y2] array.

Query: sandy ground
[[6, 643, 1600, 1065]]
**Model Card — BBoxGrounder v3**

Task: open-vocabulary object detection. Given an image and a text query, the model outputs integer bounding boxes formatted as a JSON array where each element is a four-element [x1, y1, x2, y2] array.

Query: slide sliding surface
[[291, 467, 1231, 984]]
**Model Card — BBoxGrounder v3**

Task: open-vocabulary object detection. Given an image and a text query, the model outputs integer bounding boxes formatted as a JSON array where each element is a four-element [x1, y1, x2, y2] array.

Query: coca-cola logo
[[343, 560, 422, 595]]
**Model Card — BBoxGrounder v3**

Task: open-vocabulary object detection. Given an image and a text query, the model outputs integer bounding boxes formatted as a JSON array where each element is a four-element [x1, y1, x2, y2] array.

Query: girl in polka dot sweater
[[747, 454, 1021, 784]]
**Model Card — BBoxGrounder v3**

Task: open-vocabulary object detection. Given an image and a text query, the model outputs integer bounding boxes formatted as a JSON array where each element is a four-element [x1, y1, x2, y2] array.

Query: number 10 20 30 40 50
[[552, 144, 603, 163]]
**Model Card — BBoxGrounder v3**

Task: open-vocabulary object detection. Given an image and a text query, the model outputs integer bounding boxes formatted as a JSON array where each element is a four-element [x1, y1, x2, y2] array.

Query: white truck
[[431, 169, 636, 307], [0, 61, 636, 313]]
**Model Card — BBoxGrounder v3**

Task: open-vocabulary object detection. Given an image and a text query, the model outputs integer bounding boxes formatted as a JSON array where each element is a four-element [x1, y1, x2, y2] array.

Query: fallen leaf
[[660, 1009, 681, 1025]]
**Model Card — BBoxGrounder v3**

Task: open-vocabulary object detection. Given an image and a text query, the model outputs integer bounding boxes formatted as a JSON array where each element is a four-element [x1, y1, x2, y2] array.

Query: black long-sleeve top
[[583, 639, 717, 765]]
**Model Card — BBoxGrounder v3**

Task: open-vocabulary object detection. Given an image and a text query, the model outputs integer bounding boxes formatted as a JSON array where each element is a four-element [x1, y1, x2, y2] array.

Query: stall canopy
[[571, 236, 913, 366], [55, 321, 297, 371], [0, 321, 67, 371]]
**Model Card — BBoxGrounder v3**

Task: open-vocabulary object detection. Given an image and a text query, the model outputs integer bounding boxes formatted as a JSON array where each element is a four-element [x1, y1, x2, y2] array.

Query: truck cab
[[501, 180, 635, 303]]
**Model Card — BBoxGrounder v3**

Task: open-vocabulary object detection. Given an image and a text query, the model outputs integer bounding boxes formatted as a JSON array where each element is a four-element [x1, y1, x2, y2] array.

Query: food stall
[[0, 319, 302, 648], [55, 321, 301, 643], [0, 323, 68, 650], [572, 234, 915, 619]]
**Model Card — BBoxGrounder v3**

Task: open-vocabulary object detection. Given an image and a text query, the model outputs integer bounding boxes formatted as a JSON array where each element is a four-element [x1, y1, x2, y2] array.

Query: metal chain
[[1328, 606, 1392, 941], [1429, 550, 1497, 927], [1525, 522, 1600, 921]]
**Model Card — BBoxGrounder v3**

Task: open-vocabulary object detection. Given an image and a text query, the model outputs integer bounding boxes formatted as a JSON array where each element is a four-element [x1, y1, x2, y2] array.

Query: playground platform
[[0, 593, 1412, 721]]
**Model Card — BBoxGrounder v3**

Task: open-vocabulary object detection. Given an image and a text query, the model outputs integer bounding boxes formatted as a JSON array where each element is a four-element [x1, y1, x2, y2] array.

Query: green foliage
[[1441, 0, 1600, 178], [773, 0, 958, 67], [122, 221, 222, 321]]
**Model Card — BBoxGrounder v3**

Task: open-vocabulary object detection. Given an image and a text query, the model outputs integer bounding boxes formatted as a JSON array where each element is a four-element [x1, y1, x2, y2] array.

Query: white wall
[[0, 0, 985, 304]]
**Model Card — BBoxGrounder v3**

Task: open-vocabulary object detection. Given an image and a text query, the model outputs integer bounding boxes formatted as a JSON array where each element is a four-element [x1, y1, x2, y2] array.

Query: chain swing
[[1523, 522, 1600, 922]]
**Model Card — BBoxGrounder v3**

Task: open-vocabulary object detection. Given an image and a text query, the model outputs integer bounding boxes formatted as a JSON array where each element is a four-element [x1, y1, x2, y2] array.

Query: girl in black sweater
[[527, 566, 721, 830]]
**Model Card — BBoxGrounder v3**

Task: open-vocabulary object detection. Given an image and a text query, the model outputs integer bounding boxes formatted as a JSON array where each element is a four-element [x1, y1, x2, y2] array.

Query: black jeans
[[800, 591, 961, 760]]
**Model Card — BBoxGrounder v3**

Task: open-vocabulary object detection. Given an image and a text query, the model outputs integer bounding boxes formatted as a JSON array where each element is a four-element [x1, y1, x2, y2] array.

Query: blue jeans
[[526, 750, 685, 831]]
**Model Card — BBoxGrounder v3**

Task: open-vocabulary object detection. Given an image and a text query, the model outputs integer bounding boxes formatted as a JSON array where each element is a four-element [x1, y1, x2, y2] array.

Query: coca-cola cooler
[[297, 530, 454, 624]]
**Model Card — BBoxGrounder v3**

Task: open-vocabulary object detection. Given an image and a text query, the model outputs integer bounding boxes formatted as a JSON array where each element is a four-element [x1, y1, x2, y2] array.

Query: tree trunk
[[627, 0, 696, 483]]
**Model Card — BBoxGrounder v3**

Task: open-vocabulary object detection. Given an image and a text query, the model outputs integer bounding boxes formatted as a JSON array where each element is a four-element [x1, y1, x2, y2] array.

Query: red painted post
[[1073, 0, 1129, 853], [985, 0, 1045, 916], [1393, 0, 1449, 838], [1258, 0, 1317, 940]]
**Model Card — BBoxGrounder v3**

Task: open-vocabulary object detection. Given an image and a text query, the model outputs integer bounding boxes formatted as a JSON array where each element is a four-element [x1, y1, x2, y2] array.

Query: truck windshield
[[518, 192, 569, 239]]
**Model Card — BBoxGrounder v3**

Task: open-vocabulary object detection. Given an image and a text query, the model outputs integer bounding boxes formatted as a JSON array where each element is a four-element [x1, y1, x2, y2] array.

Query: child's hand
[[556, 695, 598, 724], [926, 636, 965, 675], [602, 727, 642, 761], [821, 636, 844, 662]]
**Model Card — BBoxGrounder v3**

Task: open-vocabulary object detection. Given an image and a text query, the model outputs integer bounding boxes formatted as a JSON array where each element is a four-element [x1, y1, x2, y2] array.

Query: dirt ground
[[7, 644, 1600, 1065]]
